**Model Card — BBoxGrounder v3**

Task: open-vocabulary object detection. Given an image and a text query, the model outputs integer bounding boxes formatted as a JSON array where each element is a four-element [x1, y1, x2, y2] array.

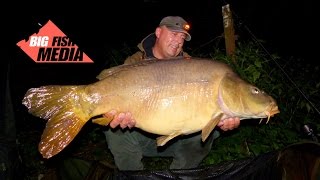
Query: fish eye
[[251, 87, 260, 94]]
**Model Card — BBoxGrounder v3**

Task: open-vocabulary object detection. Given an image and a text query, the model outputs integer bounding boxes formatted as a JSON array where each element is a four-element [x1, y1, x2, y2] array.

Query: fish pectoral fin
[[91, 116, 113, 126], [156, 131, 182, 146], [201, 113, 224, 142]]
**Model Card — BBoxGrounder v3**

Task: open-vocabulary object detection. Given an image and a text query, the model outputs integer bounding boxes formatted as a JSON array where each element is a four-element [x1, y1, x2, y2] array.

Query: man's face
[[156, 26, 186, 58]]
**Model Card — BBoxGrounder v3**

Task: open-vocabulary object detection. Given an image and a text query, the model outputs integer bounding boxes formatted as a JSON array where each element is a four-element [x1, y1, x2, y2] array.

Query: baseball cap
[[159, 16, 191, 41]]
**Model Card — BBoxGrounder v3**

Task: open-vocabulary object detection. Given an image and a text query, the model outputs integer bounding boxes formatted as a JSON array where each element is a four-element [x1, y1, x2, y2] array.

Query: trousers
[[104, 128, 219, 170]]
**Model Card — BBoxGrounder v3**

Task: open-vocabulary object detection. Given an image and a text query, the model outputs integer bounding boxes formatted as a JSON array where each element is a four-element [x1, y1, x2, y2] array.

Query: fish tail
[[22, 85, 90, 159]]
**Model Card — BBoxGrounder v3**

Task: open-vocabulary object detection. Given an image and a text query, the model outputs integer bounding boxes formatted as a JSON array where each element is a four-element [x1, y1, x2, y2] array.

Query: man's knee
[[113, 152, 143, 170], [169, 131, 219, 169], [103, 129, 144, 170]]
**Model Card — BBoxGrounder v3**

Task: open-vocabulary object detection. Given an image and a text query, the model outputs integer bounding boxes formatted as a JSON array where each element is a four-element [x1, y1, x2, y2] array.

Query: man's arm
[[123, 51, 144, 65]]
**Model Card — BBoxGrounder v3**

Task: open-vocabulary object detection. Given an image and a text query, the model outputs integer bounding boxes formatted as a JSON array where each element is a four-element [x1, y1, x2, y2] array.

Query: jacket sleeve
[[123, 51, 144, 65]]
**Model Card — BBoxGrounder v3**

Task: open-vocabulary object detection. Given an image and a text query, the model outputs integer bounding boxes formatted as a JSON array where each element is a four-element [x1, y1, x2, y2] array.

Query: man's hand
[[217, 117, 240, 131], [103, 110, 136, 129]]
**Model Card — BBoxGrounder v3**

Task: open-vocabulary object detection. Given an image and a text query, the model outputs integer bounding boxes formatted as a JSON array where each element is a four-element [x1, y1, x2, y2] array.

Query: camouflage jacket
[[123, 33, 191, 65]]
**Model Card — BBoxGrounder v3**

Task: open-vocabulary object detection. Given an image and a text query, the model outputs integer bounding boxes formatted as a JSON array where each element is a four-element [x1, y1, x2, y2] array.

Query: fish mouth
[[263, 103, 280, 124]]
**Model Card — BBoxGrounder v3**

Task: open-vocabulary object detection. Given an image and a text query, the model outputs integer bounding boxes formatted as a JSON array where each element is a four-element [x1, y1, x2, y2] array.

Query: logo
[[17, 20, 93, 63]]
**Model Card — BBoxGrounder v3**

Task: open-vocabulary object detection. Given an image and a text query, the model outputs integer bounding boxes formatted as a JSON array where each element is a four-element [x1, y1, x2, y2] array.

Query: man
[[103, 16, 240, 170]]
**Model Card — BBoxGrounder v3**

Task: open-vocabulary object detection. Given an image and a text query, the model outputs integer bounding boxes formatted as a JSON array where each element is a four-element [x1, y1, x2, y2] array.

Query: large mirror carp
[[22, 57, 280, 159]]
